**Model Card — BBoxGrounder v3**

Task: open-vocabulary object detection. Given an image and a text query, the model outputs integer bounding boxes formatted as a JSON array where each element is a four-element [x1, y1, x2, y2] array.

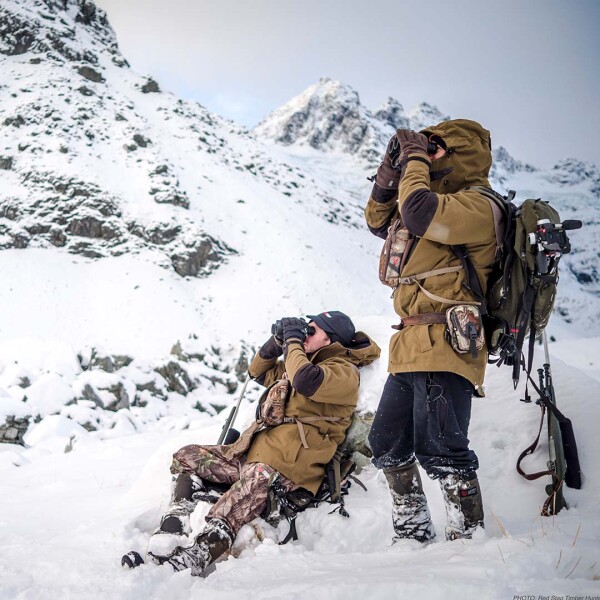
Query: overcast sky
[[95, 0, 600, 170]]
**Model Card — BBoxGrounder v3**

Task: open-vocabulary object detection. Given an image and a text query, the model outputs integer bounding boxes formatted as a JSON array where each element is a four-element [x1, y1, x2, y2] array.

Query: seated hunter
[[127, 311, 380, 576]]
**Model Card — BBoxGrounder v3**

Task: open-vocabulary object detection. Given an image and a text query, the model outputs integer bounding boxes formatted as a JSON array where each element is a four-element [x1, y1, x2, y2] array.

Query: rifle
[[216, 375, 250, 445], [516, 330, 582, 515]]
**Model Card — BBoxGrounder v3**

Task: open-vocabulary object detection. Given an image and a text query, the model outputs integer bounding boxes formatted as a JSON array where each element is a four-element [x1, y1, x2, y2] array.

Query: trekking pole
[[217, 374, 250, 445]]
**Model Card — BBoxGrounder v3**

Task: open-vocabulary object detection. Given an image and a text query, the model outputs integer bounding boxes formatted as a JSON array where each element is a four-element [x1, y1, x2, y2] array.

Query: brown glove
[[395, 129, 429, 167], [371, 134, 402, 203]]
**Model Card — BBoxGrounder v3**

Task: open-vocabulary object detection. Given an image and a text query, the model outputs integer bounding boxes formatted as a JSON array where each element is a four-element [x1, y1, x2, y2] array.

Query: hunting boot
[[439, 474, 484, 540], [384, 463, 435, 543], [149, 518, 234, 576], [158, 472, 205, 535]]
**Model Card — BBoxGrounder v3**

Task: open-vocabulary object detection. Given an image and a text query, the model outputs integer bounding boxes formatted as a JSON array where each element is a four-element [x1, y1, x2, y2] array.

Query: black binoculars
[[271, 319, 315, 340], [426, 140, 439, 155]]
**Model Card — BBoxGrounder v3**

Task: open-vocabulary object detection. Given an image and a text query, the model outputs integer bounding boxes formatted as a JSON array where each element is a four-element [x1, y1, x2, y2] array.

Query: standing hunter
[[124, 311, 380, 576], [365, 119, 497, 542]]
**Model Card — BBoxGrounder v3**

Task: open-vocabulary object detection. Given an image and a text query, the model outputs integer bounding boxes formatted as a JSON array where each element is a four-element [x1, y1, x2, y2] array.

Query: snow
[[0, 0, 599, 597], [1, 328, 600, 599]]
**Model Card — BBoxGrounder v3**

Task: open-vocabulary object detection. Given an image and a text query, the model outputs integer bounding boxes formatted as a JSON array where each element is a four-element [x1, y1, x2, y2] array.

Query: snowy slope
[[1, 1, 599, 598], [1, 328, 599, 599]]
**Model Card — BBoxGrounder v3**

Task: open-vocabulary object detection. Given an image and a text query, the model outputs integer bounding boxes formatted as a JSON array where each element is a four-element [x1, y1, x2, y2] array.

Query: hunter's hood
[[421, 119, 492, 194]]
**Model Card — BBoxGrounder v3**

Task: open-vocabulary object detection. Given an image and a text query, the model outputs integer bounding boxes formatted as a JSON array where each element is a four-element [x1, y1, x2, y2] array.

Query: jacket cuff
[[371, 184, 398, 204], [258, 336, 283, 360]]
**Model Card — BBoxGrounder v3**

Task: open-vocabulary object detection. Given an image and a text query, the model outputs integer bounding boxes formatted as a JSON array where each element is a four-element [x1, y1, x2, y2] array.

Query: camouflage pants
[[171, 444, 298, 534]]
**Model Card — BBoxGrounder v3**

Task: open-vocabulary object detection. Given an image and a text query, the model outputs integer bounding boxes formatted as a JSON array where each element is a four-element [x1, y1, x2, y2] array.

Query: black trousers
[[368, 371, 479, 479]]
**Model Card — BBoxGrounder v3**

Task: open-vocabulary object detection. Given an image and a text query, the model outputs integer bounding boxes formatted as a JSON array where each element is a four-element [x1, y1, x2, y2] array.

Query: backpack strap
[[467, 186, 513, 259], [282, 416, 343, 449], [396, 265, 479, 306]]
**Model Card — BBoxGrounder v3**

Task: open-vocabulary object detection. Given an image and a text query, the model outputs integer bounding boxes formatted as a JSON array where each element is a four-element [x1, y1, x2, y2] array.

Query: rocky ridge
[[0, 1, 365, 280]]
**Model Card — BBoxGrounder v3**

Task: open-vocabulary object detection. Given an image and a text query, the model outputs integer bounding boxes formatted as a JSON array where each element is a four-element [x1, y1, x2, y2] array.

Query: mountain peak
[[254, 77, 368, 152], [1, 0, 128, 67], [254, 79, 398, 164], [373, 97, 409, 130], [407, 102, 450, 132]]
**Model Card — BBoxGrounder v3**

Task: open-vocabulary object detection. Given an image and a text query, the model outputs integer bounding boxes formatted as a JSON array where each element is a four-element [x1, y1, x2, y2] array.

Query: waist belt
[[392, 312, 447, 330], [283, 416, 343, 449]]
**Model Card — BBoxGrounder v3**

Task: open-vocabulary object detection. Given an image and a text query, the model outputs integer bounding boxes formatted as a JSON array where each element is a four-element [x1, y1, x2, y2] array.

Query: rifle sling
[[516, 403, 552, 481]]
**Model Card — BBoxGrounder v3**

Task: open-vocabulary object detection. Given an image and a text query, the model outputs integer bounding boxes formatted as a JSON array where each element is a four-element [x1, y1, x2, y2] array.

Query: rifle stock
[[217, 375, 250, 445]]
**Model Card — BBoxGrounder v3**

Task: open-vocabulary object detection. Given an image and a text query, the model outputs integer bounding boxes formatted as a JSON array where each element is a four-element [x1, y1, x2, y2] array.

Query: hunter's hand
[[395, 129, 429, 165], [280, 317, 309, 343], [371, 134, 403, 202]]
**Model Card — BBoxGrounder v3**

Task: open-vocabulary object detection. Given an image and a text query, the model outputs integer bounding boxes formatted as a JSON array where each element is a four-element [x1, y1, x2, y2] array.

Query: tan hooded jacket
[[246, 333, 380, 493], [365, 119, 496, 396]]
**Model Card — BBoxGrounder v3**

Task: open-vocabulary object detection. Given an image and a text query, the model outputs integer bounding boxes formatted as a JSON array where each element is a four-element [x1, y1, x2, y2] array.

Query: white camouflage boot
[[149, 518, 234, 576], [384, 463, 436, 543], [157, 472, 206, 535], [439, 474, 484, 540]]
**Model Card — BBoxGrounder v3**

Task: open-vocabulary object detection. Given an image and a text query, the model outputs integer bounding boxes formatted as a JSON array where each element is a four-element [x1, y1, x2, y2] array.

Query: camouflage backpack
[[454, 188, 580, 387]]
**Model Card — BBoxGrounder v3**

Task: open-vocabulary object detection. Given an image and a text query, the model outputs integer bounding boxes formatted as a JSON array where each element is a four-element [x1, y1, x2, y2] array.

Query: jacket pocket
[[417, 325, 433, 353]]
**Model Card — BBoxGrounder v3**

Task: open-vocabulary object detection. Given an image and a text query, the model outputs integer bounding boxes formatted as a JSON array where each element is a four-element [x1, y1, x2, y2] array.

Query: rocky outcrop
[[0, 0, 236, 275], [0, 416, 30, 445], [374, 97, 410, 130]]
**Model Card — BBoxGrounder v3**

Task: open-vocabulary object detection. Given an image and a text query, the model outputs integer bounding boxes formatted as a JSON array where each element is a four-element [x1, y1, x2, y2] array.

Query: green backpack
[[454, 188, 581, 387]]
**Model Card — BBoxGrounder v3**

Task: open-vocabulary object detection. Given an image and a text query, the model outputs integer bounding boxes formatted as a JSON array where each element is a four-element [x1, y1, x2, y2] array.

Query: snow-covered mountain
[[1, 0, 598, 457], [0, 0, 392, 439], [1, 2, 600, 597]]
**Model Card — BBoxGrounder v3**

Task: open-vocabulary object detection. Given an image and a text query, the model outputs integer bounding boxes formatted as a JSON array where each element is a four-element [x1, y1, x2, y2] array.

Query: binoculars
[[389, 136, 440, 169], [271, 319, 315, 340]]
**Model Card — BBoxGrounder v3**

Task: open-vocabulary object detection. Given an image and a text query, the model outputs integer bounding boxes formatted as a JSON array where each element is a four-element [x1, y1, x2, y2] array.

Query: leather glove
[[371, 134, 402, 203], [280, 317, 309, 343], [395, 129, 429, 167]]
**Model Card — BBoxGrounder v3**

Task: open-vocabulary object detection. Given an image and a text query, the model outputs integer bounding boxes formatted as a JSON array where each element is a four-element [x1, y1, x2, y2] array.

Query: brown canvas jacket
[[365, 119, 497, 395], [245, 333, 380, 493]]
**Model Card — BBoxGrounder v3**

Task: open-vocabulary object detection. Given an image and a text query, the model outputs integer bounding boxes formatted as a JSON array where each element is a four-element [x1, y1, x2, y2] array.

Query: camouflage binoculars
[[271, 319, 315, 341]]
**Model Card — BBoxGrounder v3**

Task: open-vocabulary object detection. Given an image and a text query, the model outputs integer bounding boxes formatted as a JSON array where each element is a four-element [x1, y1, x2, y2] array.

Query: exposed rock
[[141, 78, 160, 93], [133, 134, 150, 147], [152, 191, 189, 209], [0, 156, 14, 170], [0, 201, 20, 220], [201, 373, 238, 394], [12, 231, 30, 248], [77, 66, 104, 83], [407, 102, 450, 131], [170, 238, 219, 277], [135, 380, 167, 401], [105, 383, 129, 411], [234, 346, 251, 381], [129, 223, 181, 245], [0, 416, 30, 445], [75, 1, 97, 26], [155, 361, 195, 395], [373, 97, 410, 130], [66, 215, 120, 240], [49, 226, 67, 247], [81, 383, 104, 407], [339, 411, 374, 472], [89, 352, 133, 372]]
